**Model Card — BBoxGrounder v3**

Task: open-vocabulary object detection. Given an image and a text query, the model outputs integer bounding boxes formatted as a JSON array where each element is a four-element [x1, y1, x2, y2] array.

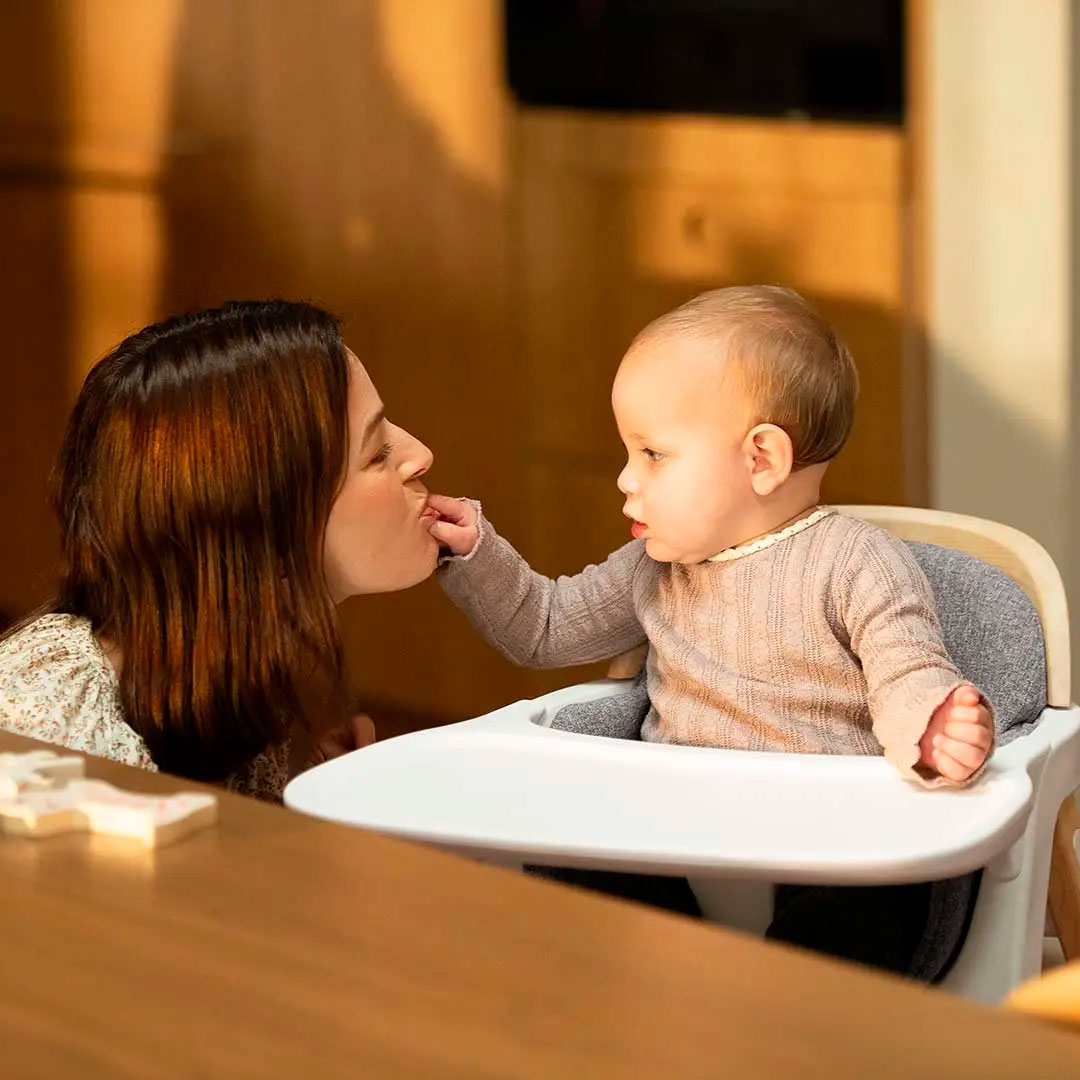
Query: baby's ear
[[745, 424, 794, 496]]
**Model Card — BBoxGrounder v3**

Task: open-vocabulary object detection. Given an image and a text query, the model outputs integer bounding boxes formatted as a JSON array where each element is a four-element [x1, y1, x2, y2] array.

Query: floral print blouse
[[0, 613, 289, 801]]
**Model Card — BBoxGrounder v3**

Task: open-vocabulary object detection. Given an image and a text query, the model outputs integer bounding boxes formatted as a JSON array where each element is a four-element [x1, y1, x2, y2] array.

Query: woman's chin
[[332, 537, 441, 600], [420, 534, 441, 575], [401, 535, 441, 589]]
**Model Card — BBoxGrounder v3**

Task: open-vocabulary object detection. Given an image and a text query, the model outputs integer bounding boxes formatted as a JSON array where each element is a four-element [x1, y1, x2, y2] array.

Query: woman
[[0, 300, 439, 800]]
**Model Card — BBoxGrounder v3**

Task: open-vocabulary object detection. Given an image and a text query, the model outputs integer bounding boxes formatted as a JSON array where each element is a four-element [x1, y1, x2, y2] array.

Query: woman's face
[[323, 353, 438, 602]]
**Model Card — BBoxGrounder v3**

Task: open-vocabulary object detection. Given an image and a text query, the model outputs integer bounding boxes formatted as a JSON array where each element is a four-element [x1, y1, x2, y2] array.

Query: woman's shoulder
[[0, 613, 155, 769], [0, 612, 106, 679]]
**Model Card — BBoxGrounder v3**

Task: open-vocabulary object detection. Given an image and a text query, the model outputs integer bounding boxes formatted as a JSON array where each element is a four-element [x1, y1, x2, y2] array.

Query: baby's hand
[[919, 684, 993, 782], [426, 494, 480, 557]]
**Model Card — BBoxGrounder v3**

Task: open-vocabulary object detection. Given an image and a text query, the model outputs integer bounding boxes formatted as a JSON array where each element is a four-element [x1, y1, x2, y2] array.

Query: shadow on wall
[[156, 0, 532, 725], [0, 5, 75, 612]]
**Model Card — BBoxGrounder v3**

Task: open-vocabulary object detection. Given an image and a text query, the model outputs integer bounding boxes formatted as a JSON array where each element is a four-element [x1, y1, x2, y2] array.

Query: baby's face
[[612, 339, 752, 563]]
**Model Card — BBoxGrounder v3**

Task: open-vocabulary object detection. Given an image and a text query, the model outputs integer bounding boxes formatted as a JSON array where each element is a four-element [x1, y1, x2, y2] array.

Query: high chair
[[285, 506, 1080, 1004]]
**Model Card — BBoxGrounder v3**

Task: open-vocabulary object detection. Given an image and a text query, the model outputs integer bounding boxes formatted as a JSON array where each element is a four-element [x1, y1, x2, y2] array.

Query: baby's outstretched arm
[[428, 494, 648, 669]]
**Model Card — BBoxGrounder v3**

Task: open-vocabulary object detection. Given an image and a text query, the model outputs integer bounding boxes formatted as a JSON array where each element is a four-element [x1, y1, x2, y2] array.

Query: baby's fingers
[[943, 720, 992, 749], [932, 746, 977, 783], [425, 493, 473, 525], [944, 705, 984, 725], [933, 735, 985, 773], [429, 518, 468, 544]]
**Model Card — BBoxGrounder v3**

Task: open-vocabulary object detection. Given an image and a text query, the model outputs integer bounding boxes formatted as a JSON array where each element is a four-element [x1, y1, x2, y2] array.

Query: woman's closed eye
[[367, 442, 393, 467]]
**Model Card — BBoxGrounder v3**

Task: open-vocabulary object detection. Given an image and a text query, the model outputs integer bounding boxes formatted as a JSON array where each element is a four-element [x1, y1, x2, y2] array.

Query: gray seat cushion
[[550, 674, 649, 738]]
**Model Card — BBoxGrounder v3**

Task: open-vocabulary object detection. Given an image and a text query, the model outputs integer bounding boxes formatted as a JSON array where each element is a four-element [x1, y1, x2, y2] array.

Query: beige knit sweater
[[438, 508, 988, 785]]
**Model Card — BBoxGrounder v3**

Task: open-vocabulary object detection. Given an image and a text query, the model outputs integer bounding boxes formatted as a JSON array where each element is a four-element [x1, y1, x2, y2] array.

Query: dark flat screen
[[505, 1, 904, 125]]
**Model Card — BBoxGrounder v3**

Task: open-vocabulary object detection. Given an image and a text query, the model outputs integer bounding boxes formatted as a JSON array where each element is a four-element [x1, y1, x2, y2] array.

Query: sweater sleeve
[[436, 507, 649, 668], [836, 526, 994, 787]]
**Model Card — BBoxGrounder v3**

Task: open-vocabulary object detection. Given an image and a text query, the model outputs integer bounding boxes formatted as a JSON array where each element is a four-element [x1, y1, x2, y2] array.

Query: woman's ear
[[744, 424, 794, 496]]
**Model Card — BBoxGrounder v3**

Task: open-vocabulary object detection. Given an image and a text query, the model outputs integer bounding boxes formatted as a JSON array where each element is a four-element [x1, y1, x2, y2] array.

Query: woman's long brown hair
[[49, 300, 348, 780]]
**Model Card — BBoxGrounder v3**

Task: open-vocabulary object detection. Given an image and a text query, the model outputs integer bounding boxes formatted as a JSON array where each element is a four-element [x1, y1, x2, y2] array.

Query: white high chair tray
[[285, 686, 1036, 885]]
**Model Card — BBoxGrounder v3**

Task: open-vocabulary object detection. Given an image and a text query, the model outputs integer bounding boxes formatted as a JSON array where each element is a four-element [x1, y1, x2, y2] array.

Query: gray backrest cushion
[[551, 540, 1047, 743], [907, 541, 1046, 743]]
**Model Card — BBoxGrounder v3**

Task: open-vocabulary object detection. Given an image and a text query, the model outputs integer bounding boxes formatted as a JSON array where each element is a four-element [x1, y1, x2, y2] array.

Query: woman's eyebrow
[[358, 407, 386, 447]]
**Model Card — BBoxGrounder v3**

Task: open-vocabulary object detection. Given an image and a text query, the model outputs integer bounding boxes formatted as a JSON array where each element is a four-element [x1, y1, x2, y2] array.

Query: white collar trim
[[705, 506, 836, 563]]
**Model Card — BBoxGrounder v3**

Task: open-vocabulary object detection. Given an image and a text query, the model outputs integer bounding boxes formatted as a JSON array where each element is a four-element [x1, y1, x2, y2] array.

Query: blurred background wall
[[0, 0, 1073, 733]]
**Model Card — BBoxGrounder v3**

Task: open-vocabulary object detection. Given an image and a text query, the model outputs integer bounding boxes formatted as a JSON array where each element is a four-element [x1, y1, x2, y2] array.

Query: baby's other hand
[[426, 494, 480, 557], [919, 684, 993, 783]]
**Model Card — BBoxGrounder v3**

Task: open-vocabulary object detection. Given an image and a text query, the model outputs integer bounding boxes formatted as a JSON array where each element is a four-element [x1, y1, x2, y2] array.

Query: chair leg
[[1048, 795, 1080, 961]]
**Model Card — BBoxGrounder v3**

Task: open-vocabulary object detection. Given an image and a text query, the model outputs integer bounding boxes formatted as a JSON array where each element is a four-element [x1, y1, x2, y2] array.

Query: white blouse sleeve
[[0, 614, 156, 771]]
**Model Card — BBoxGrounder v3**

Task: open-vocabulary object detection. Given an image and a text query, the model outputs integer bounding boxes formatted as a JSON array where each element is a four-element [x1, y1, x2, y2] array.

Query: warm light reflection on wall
[[377, 0, 506, 192]]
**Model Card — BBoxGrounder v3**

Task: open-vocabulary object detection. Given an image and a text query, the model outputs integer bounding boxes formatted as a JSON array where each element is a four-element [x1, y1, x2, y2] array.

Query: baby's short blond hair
[[633, 286, 859, 469]]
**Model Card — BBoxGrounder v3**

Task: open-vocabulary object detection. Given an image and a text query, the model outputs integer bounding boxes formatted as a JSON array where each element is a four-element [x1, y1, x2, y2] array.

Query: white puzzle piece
[[0, 750, 217, 847]]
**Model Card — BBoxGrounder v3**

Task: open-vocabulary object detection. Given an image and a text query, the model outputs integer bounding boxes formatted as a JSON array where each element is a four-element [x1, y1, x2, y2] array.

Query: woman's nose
[[399, 429, 434, 481]]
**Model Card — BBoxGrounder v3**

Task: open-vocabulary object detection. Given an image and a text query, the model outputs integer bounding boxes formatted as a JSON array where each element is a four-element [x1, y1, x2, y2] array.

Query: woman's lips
[[419, 506, 440, 527]]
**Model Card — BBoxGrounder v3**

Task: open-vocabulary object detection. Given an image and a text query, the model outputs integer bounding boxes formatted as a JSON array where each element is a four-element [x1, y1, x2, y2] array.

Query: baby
[[430, 286, 993, 787]]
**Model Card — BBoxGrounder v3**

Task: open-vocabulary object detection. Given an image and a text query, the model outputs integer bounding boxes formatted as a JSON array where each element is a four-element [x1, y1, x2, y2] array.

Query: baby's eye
[[367, 443, 393, 467], [641, 448, 666, 463]]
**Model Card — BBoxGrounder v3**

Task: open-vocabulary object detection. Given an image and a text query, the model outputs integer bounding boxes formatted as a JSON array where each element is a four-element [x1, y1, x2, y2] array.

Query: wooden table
[[2, 731, 1079, 1079]]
